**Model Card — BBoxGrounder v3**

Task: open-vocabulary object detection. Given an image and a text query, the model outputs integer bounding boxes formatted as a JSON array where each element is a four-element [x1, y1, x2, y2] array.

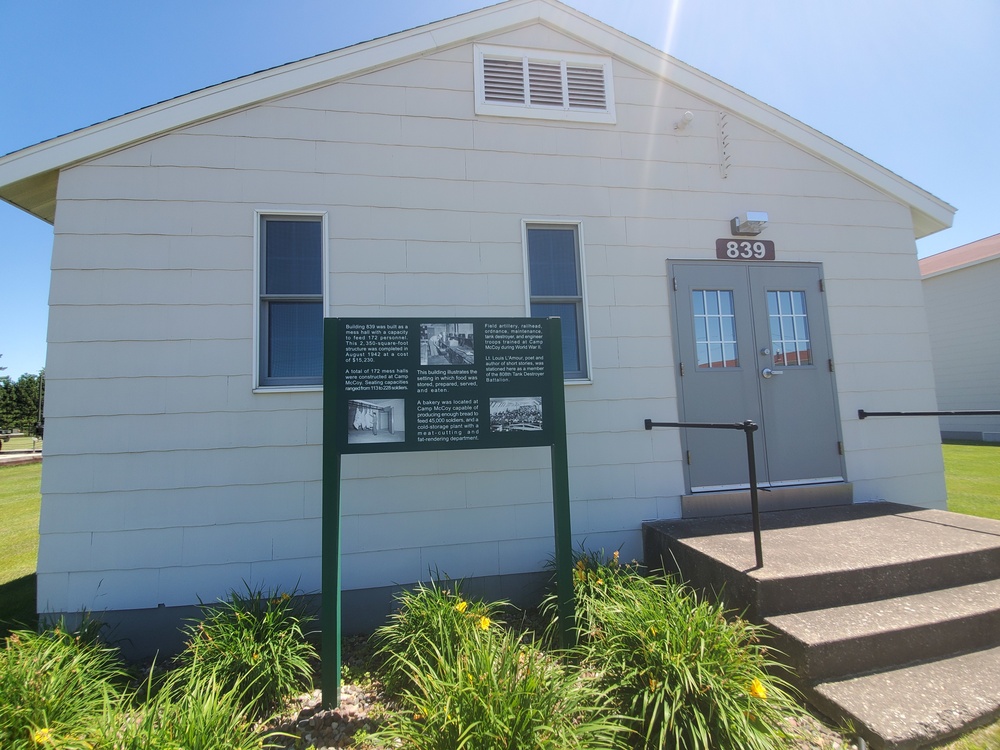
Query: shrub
[[373, 611, 625, 749], [0, 623, 123, 750], [94, 666, 286, 750], [541, 545, 641, 646], [581, 572, 803, 750], [177, 584, 317, 721], [372, 576, 506, 695]]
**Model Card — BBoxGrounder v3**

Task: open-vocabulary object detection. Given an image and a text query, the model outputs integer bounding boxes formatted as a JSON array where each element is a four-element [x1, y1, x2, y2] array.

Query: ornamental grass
[[371, 576, 626, 749], [0, 623, 124, 750], [567, 551, 804, 750], [176, 583, 318, 722]]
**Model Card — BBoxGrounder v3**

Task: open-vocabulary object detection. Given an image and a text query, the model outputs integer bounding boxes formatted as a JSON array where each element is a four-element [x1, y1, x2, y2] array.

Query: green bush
[[372, 582, 624, 749], [94, 666, 285, 750], [372, 577, 506, 695], [581, 572, 802, 750], [542, 546, 639, 645], [177, 584, 317, 721], [0, 623, 123, 750]]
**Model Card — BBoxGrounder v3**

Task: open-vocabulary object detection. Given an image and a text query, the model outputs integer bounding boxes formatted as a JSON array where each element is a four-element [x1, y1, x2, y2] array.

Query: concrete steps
[[766, 578, 1000, 683], [642, 502, 1000, 749]]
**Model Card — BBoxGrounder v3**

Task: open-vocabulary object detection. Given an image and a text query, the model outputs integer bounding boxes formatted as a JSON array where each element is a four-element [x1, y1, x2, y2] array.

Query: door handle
[[761, 368, 784, 378]]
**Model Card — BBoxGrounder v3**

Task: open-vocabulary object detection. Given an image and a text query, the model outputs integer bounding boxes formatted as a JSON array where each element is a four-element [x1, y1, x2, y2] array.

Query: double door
[[671, 262, 843, 491]]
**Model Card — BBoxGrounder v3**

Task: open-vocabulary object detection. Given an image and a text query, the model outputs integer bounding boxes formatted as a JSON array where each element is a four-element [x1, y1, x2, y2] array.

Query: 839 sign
[[715, 238, 775, 260]]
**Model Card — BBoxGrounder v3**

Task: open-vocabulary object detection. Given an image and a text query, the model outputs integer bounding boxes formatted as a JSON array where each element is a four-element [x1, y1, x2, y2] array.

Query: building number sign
[[715, 238, 775, 260]]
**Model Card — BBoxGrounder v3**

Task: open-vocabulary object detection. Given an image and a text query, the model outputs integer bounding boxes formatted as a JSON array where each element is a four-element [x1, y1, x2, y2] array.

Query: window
[[693, 290, 739, 368], [767, 290, 812, 367], [257, 214, 325, 388], [525, 223, 589, 380], [475, 45, 615, 124]]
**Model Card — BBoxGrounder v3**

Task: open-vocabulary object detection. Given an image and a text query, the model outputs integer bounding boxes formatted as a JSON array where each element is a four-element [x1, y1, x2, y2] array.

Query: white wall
[[923, 258, 1000, 438], [38, 24, 945, 617]]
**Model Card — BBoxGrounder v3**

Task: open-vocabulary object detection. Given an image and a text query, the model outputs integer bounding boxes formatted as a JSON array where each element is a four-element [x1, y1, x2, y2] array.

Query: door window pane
[[693, 290, 738, 368], [767, 290, 811, 366]]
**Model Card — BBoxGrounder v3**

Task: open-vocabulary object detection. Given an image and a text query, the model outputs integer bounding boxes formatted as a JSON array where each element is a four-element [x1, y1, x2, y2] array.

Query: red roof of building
[[920, 233, 1000, 278]]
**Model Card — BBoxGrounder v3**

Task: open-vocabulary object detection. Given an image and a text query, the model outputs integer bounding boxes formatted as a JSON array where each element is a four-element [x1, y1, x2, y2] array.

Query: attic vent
[[476, 45, 616, 124], [483, 57, 525, 103]]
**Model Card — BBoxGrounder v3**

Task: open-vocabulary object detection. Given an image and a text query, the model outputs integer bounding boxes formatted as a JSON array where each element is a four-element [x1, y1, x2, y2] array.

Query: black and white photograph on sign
[[420, 323, 475, 366], [347, 399, 406, 445], [490, 396, 543, 432]]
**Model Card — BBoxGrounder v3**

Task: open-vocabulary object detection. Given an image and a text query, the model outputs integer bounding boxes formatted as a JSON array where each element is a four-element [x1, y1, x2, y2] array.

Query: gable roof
[[919, 233, 1000, 279], [0, 0, 954, 237]]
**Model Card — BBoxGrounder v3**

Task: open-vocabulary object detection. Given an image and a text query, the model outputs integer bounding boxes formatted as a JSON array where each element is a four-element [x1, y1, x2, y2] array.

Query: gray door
[[671, 262, 843, 491]]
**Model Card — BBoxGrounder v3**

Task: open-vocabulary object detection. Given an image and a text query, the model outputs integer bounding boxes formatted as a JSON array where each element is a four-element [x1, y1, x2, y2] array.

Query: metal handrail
[[644, 418, 764, 569], [859, 409, 1000, 420]]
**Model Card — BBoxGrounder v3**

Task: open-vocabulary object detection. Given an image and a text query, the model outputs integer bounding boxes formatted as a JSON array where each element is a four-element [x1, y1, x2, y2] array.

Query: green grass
[[942, 441, 1000, 520], [0, 463, 40, 633], [0, 436, 42, 452]]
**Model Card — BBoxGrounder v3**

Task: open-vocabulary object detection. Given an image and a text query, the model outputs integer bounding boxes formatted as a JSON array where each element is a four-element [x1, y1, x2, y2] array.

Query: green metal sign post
[[321, 317, 574, 708]]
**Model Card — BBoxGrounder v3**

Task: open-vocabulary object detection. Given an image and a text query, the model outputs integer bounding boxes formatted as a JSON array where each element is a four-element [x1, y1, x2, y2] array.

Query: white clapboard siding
[[37, 23, 944, 616]]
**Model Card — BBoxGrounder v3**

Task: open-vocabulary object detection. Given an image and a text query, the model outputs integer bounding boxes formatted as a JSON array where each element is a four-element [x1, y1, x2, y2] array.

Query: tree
[[0, 370, 44, 435]]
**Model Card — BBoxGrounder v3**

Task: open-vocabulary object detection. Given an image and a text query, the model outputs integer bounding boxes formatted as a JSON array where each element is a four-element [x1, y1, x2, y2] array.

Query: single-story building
[[920, 234, 1000, 441], [0, 0, 955, 650]]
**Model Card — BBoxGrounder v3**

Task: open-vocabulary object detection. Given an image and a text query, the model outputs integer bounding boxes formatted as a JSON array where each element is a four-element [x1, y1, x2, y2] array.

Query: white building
[[920, 234, 1000, 441], [0, 0, 954, 649]]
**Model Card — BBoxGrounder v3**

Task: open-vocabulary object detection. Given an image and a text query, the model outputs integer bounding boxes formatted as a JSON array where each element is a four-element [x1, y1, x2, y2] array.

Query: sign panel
[[715, 238, 776, 261], [333, 318, 556, 454], [322, 316, 575, 708]]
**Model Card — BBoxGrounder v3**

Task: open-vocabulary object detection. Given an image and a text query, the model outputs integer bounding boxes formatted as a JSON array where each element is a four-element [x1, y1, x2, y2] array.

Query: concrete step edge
[[806, 644, 1000, 750], [756, 546, 1000, 616]]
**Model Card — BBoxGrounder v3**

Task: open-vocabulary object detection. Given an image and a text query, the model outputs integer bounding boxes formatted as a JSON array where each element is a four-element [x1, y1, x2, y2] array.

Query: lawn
[[0, 462, 40, 633], [942, 440, 1000, 520], [0, 435, 42, 452]]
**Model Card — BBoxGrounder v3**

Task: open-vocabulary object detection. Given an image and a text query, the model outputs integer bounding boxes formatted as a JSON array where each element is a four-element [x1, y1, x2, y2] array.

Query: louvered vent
[[476, 47, 614, 123], [527, 61, 564, 106], [566, 65, 606, 109], [483, 57, 525, 103]]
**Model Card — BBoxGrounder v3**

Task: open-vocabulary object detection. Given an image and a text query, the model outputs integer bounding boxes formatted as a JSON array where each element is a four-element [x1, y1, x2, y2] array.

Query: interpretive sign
[[333, 318, 555, 454], [322, 317, 575, 707]]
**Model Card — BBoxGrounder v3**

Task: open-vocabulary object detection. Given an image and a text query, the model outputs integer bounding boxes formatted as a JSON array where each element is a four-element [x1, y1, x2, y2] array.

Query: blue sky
[[2, 0, 997, 378]]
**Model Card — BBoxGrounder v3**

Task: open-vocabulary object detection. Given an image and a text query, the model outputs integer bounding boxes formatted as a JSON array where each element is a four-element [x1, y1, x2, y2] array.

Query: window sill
[[253, 385, 323, 394]]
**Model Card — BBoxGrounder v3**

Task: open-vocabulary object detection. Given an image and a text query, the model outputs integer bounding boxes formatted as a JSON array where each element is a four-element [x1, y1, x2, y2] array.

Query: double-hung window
[[525, 223, 589, 380], [257, 214, 325, 388]]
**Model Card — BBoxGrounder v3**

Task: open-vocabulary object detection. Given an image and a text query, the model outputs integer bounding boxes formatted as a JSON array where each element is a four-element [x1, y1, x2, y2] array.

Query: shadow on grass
[[0, 574, 37, 636]]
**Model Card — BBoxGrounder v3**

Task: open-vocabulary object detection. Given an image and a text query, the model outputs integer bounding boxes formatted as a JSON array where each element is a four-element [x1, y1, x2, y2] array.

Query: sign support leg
[[546, 318, 576, 648], [322, 320, 342, 708]]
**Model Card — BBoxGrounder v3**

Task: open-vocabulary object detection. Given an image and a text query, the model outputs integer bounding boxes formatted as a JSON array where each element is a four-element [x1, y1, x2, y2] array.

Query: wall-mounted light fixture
[[674, 110, 694, 130], [731, 211, 768, 236]]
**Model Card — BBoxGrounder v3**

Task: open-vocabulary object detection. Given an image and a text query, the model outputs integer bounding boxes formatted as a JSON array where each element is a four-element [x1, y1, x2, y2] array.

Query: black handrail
[[644, 418, 764, 569], [859, 409, 1000, 420]]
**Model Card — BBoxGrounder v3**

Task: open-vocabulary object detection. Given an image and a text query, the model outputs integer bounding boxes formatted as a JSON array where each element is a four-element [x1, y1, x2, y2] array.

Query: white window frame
[[475, 44, 616, 124], [522, 220, 592, 383], [253, 210, 329, 392]]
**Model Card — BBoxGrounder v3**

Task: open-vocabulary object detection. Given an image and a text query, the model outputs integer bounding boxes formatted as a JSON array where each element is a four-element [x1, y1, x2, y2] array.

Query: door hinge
[[673, 276, 678, 291], [819, 278, 825, 292], [837, 441, 844, 455], [686, 450, 692, 465], [679, 362, 685, 377], [828, 358, 834, 373]]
